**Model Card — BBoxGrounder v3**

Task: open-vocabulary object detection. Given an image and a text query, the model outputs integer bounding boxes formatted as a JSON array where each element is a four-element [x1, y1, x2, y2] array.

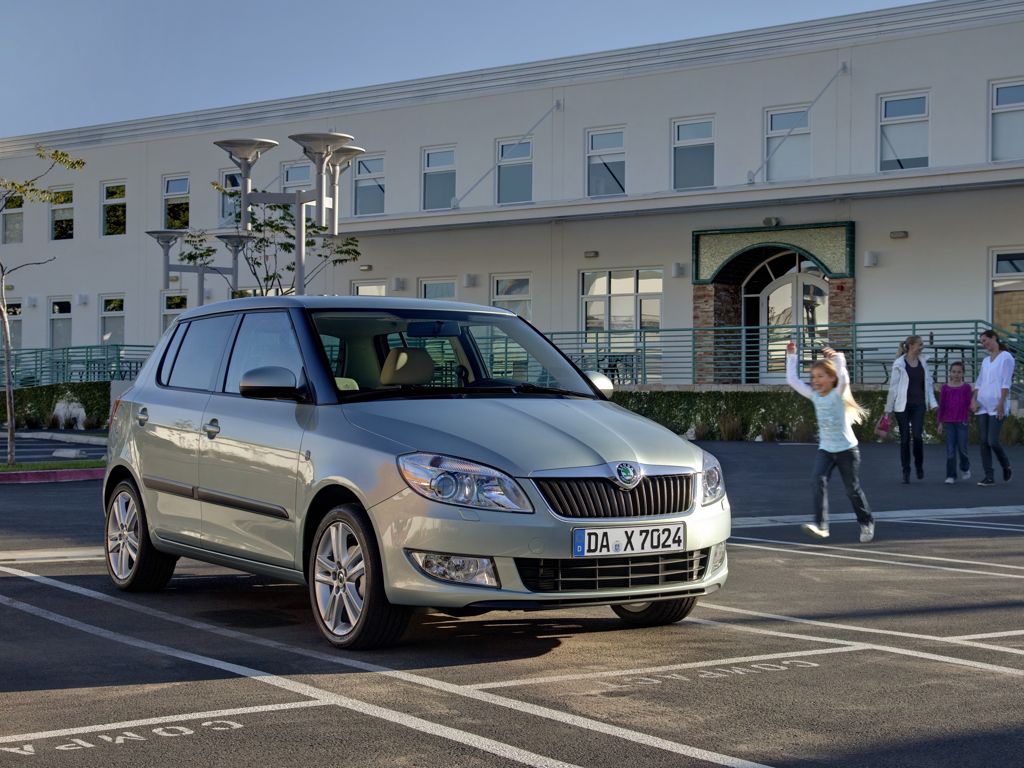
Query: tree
[[179, 184, 359, 297], [1, 145, 86, 466]]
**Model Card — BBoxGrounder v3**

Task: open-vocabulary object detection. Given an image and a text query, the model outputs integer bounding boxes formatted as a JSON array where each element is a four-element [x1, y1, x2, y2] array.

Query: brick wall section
[[828, 277, 856, 349], [693, 283, 742, 384]]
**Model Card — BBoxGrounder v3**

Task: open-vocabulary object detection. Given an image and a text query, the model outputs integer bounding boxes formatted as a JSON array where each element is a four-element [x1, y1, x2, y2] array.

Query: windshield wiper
[[510, 382, 592, 398]]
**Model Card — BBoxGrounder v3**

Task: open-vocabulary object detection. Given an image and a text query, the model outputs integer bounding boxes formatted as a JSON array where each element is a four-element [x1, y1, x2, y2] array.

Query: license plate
[[572, 524, 685, 558]]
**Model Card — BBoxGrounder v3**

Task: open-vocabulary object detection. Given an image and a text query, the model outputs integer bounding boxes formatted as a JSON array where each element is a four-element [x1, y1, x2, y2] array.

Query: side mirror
[[239, 366, 304, 401], [585, 370, 614, 398]]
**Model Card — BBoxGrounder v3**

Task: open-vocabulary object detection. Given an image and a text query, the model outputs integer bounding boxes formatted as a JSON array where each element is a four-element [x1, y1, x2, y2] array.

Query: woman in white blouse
[[971, 330, 1016, 486]]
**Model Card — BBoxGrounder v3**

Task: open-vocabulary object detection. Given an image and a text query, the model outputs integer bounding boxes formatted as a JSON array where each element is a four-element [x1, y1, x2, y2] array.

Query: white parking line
[[0, 547, 104, 563], [469, 646, 868, 690], [728, 542, 1024, 579], [701, 604, 1024, 660], [730, 536, 1024, 571], [0, 701, 329, 744], [731, 506, 1024, 529], [895, 519, 1024, 533], [945, 629, 1024, 640], [0, 568, 774, 768], [0, 592, 584, 768]]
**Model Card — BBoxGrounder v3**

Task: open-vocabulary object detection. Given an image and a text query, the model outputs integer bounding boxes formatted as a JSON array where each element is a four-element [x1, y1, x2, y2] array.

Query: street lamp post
[[146, 230, 182, 290], [212, 139, 278, 230], [214, 233, 254, 295], [327, 146, 366, 235]]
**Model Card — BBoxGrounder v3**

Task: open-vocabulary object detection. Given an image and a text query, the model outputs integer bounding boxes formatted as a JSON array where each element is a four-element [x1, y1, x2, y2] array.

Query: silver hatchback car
[[104, 297, 730, 649]]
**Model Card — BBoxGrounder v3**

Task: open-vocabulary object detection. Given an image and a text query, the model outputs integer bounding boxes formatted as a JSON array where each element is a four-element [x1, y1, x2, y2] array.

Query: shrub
[[717, 413, 744, 441], [0, 382, 110, 430]]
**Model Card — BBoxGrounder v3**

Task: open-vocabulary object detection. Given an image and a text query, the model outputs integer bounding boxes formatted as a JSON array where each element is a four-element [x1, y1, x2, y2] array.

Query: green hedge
[[0, 382, 111, 430], [611, 389, 1023, 445]]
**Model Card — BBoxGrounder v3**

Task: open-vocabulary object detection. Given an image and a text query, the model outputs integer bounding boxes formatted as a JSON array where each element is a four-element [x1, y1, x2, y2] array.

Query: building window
[[766, 108, 810, 181], [423, 148, 456, 210], [353, 280, 386, 297], [282, 162, 314, 222], [2, 194, 23, 244], [992, 250, 1024, 332], [100, 296, 126, 345], [5, 301, 22, 350], [49, 297, 72, 348], [50, 189, 74, 240], [421, 279, 456, 300], [491, 275, 531, 319], [992, 81, 1024, 162], [354, 156, 385, 215], [102, 182, 126, 236], [497, 139, 532, 204], [673, 118, 714, 190], [162, 292, 188, 332], [220, 170, 242, 226], [163, 177, 189, 229], [587, 129, 625, 197], [880, 93, 928, 171], [581, 269, 662, 331]]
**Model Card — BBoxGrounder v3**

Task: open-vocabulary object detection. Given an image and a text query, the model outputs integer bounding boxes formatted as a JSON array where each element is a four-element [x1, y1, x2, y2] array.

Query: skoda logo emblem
[[614, 462, 642, 489]]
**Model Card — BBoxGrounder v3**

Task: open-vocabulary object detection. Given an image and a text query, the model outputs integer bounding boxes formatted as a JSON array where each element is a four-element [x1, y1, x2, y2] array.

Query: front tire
[[611, 597, 697, 626], [104, 480, 177, 591], [308, 505, 411, 650]]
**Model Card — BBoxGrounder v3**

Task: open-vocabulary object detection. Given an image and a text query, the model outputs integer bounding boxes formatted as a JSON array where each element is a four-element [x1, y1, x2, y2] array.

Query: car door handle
[[137, 407, 149, 427], [203, 419, 221, 438]]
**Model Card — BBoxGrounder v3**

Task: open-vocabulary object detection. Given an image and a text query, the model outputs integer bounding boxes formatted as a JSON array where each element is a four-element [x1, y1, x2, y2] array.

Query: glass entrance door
[[759, 273, 829, 381]]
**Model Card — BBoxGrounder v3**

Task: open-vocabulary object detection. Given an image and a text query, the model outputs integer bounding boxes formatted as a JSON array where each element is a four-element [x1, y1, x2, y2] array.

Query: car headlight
[[397, 453, 533, 513], [702, 451, 726, 506]]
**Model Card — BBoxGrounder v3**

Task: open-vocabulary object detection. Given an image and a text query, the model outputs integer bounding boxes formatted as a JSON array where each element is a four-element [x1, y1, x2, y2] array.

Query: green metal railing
[[3, 320, 1022, 394], [3, 344, 153, 389]]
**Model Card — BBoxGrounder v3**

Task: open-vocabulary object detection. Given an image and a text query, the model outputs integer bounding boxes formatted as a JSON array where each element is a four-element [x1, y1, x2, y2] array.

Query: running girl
[[786, 342, 875, 542]]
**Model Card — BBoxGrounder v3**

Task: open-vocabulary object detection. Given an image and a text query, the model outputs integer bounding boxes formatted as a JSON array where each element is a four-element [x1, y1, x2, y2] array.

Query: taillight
[[110, 399, 121, 422]]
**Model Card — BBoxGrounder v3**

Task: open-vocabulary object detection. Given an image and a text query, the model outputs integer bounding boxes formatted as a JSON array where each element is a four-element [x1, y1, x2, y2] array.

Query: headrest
[[380, 347, 435, 386]]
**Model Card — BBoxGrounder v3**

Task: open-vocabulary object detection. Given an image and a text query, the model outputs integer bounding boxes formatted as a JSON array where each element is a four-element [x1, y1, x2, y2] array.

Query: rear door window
[[166, 314, 238, 391]]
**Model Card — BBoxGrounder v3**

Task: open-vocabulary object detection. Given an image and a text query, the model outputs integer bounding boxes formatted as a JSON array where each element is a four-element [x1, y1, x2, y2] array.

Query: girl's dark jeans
[[943, 422, 970, 479], [812, 447, 873, 529], [894, 404, 926, 474]]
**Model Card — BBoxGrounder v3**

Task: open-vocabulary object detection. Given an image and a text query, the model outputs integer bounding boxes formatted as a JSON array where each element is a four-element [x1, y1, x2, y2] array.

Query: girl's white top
[[974, 350, 1015, 416], [786, 352, 858, 453]]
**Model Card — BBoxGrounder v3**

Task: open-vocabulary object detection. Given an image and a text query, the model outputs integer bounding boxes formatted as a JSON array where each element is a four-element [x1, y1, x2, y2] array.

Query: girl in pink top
[[937, 361, 972, 484]]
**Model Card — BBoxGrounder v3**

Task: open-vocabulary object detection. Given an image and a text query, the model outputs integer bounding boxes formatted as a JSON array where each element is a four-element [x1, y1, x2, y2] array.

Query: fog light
[[409, 551, 499, 588], [709, 543, 727, 574]]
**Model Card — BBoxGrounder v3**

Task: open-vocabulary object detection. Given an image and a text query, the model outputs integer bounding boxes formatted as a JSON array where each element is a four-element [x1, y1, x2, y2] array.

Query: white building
[[1, 0, 1022, 384]]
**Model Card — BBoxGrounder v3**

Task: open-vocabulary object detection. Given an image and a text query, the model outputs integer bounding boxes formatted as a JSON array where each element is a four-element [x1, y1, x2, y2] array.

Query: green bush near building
[[0, 382, 111, 430], [611, 388, 1023, 445]]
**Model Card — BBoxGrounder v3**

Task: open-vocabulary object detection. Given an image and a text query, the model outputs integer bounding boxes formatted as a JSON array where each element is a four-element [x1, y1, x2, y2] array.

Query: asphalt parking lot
[[1, 442, 1022, 767]]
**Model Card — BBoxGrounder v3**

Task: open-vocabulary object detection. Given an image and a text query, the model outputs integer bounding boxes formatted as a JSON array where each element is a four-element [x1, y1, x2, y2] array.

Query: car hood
[[341, 397, 701, 476]]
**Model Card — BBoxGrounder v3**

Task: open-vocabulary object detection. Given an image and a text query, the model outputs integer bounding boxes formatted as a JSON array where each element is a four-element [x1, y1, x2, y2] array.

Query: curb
[[23, 432, 109, 447], [0, 468, 105, 484]]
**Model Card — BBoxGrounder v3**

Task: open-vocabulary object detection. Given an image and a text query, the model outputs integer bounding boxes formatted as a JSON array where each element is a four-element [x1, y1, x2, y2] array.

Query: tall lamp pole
[[147, 230, 182, 291], [212, 139, 278, 230], [214, 233, 253, 295]]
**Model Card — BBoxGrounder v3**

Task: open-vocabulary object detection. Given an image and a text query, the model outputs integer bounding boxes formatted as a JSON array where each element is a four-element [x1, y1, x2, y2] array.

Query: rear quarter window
[[164, 314, 238, 391]]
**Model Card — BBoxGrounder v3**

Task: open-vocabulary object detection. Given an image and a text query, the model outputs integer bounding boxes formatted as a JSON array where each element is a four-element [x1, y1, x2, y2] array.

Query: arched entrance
[[741, 250, 829, 381]]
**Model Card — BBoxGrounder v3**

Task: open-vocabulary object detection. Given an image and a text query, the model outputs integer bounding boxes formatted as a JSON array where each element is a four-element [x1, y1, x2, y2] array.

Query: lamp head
[[213, 138, 279, 166], [146, 229, 183, 247], [215, 233, 255, 251], [289, 132, 354, 165], [328, 145, 366, 171]]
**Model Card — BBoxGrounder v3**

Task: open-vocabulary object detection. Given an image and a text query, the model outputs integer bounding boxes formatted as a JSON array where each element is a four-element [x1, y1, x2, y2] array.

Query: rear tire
[[308, 504, 411, 650], [104, 480, 177, 592], [611, 597, 697, 626]]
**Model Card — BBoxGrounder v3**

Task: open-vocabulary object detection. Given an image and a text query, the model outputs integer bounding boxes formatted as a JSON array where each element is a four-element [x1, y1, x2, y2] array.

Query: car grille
[[515, 549, 710, 593], [534, 474, 694, 518]]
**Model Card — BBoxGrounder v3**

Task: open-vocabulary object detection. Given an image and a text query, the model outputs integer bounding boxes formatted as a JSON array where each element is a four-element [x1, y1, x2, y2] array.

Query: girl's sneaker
[[859, 522, 875, 543], [961, 470, 971, 480], [944, 477, 955, 484], [801, 523, 829, 538]]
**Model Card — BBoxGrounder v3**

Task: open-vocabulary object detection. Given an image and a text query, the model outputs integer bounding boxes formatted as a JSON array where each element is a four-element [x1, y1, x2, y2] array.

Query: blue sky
[[0, 0, 921, 137]]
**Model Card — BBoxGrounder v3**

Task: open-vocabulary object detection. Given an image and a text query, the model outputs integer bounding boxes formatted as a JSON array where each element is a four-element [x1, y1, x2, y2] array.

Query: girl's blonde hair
[[810, 359, 868, 424], [898, 334, 923, 357]]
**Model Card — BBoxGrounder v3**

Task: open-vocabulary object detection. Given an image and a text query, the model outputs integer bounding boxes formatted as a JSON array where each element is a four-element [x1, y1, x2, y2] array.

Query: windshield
[[311, 309, 597, 400]]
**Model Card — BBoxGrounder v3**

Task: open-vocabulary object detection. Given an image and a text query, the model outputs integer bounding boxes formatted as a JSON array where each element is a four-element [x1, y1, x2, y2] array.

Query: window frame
[[351, 280, 387, 297], [764, 106, 811, 182], [221, 310, 306, 396], [878, 91, 930, 172], [989, 246, 1024, 329], [2, 194, 24, 245], [585, 127, 626, 198], [159, 312, 241, 393], [5, 299, 22, 350], [161, 291, 189, 332], [282, 161, 314, 222], [579, 268, 664, 332], [671, 116, 715, 190], [419, 278, 457, 301], [163, 175, 190, 229], [50, 187, 74, 241], [219, 169, 242, 227], [491, 274, 532, 320], [496, 137, 533, 205], [991, 79, 1024, 162], [100, 181, 127, 237], [422, 146, 457, 211], [99, 294, 126, 345], [353, 154, 385, 216], [48, 295, 73, 348]]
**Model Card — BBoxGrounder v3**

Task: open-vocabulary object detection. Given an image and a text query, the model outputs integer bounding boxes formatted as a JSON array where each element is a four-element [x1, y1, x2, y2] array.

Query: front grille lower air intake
[[534, 474, 693, 519], [516, 549, 710, 592]]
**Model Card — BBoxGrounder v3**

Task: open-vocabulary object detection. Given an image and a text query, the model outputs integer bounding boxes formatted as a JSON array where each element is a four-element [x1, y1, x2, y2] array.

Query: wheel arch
[[302, 484, 365, 581], [104, 463, 142, 510]]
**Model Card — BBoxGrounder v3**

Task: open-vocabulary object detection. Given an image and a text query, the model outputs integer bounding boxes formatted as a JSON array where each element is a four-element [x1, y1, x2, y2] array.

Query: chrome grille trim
[[515, 549, 710, 593], [534, 474, 694, 518]]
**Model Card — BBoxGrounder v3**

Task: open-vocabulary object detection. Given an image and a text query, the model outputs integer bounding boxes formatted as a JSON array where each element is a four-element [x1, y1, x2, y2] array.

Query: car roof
[[177, 295, 515, 322]]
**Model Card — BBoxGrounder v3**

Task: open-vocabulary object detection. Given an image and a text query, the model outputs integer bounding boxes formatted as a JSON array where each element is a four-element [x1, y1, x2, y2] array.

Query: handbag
[[875, 413, 891, 439]]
